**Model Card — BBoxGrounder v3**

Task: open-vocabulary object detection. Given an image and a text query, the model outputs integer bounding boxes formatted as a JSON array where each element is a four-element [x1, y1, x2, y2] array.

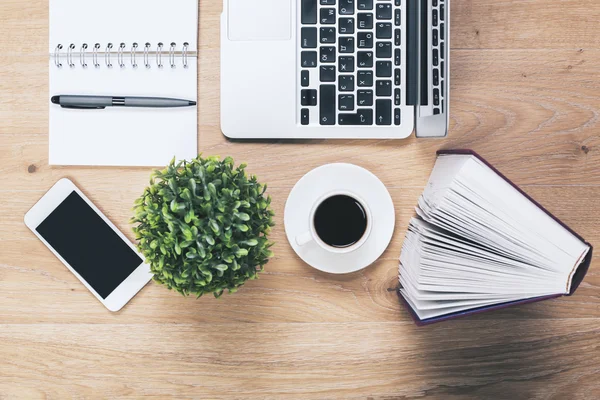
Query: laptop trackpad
[[228, 0, 292, 41]]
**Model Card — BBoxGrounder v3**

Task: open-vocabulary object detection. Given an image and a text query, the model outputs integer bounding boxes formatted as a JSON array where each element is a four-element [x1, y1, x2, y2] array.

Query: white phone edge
[[23, 178, 152, 312]]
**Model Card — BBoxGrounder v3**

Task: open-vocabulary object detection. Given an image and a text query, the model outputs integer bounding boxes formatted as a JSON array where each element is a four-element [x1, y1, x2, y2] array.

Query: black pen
[[51, 95, 197, 109]]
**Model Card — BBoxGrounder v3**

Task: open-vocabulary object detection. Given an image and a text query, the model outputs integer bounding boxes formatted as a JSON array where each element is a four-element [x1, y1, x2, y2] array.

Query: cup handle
[[295, 231, 313, 246]]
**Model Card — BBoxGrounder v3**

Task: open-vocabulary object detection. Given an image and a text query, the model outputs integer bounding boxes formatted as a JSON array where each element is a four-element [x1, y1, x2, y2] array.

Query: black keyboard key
[[339, 37, 355, 53], [339, 75, 355, 92], [302, 0, 318, 24], [339, 0, 354, 15], [357, 51, 374, 67], [395, 0, 401, 5], [394, 48, 401, 65], [440, 4, 445, 21], [301, 70, 310, 87], [319, 85, 336, 125], [357, 0, 373, 11], [358, 0, 373, 10], [440, 23, 445, 40], [376, 61, 392, 77], [432, 9, 438, 26], [376, 99, 392, 125], [301, 51, 318, 68], [358, 13, 373, 29], [441, 42, 445, 59], [357, 71, 373, 87], [394, 88, 401, 105], [433, 108, 440, 115], [394, 108, 401, 125], [376, 80, 392, 96], [433, 29, 438, 46], [339, 94, 355, 111], [357, 89, 373, 106], [395, 9, 401, 26], [320, 27, 336, 43], [394, 29, 401, 46], [433, 88, 440, 106], [320, 65, 336, 81], [441, 80, 444, 96], [321, 8, 336, 24], [339, 109, 373, 125], [301, 108, 310, 125], [321, 46, 336, 63], [441, 61, 444, 78], [432, 0, 437, 6], [357, 32, 374, 48], [301, 89, 318, 106], [433, 69, 439, 86], [321, 0, 336, 3], [433, 49, 439, 66], [376, 3, 392, 19], [338, 56, 354, 72], [394, 68, 401, 85], [376, 23, 392, 39], [339, 17, 355, 34], [308, 90, 318, 106], [301, 28, 318, 48], [376, 42, 392, 58]]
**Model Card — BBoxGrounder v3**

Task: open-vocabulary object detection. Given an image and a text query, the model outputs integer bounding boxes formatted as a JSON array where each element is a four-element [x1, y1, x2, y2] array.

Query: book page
[[49, 61, 198, 166], [49, 0, 199, 52]]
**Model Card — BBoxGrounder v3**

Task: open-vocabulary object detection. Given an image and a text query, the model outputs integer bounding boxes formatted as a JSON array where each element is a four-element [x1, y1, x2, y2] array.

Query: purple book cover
[[398, 149, 594, 326]]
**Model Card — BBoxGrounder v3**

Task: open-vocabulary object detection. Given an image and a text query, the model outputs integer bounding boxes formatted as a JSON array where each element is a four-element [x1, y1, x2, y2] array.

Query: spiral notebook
[[49, 0, 198, 166]]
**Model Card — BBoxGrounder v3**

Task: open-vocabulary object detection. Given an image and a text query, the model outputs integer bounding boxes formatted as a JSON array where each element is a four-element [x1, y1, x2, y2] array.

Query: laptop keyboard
[[431, 0, 445, 115], [299, 0, 403, 126]]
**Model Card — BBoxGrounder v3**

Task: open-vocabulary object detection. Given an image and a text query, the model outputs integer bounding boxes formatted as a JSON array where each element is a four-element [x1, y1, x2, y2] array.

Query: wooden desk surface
[[1, 0, 599, 398]]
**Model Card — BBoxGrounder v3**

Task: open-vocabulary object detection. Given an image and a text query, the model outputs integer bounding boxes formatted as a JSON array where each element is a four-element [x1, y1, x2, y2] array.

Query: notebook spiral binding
[[53, 42, 191, 69]]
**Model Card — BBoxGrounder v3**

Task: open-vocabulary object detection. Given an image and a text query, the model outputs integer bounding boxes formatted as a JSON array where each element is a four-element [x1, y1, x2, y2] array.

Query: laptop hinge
[[406, 0, 419, 106]]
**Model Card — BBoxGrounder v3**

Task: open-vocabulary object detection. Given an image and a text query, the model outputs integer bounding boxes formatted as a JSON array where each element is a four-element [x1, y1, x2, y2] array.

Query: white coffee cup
[[295, 191, 372, 254]]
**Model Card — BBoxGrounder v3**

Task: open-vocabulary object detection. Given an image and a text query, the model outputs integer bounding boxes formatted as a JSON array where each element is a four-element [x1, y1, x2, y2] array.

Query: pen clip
[[60, 105, 106, 110]]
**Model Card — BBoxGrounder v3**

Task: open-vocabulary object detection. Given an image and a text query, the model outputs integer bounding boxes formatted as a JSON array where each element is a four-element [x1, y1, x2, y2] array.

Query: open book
[[399, 150, 593, 325]]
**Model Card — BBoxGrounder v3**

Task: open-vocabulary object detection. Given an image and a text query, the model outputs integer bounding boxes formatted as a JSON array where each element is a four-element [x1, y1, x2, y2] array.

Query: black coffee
[[314, 195, 368, 248]]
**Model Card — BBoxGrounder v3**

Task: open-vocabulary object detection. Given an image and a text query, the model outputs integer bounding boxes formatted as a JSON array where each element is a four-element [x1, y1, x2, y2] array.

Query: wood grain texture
[[0, 0, 599, 398]]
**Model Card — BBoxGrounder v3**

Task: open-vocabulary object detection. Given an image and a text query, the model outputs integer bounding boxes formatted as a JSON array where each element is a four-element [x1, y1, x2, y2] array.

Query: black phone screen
[[36, 191, 142, 299]]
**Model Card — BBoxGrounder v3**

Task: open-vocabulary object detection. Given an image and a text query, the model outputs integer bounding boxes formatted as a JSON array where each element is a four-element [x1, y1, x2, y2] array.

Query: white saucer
[[284, 163, 395, 274]]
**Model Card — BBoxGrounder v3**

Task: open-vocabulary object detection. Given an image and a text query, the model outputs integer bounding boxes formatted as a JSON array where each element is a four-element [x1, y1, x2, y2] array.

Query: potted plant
[[131, 156, 275, 298]]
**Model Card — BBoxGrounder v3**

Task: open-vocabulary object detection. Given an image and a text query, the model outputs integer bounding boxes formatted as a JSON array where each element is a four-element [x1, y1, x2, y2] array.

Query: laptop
[[221, 0, 449, 139]]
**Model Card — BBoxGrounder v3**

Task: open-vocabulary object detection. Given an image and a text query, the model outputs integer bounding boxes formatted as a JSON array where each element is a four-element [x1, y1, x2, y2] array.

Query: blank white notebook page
[[49, 0, 199, 166]]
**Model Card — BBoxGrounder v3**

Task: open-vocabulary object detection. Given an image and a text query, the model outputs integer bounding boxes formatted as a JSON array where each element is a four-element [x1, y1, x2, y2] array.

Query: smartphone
[[24, 178, 152, 311]]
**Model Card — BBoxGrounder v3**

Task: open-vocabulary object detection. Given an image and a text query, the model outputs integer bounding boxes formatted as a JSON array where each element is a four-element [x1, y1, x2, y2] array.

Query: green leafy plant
[[131, 156, 275, 298]]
